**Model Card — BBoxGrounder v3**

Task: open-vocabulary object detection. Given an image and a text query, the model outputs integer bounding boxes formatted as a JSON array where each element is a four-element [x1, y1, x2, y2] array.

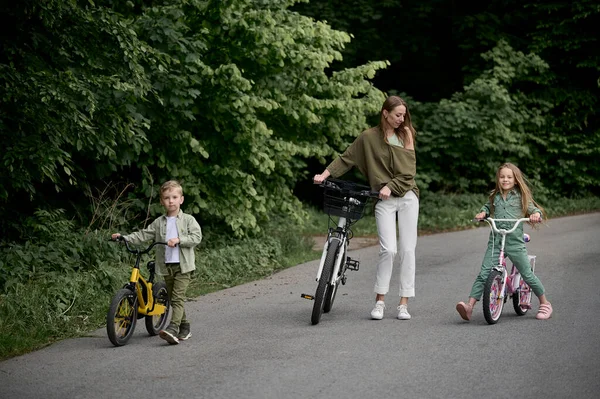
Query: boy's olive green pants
[[164, 264, 192, 329], [469, 232, 545, 300]]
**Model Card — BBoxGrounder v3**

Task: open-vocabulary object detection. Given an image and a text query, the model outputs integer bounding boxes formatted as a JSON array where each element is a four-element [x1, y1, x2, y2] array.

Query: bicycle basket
[[322, 179, 371, 220]]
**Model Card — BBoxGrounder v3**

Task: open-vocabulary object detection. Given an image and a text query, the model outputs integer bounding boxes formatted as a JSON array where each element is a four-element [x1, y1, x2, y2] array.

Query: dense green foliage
[[1, 0, 386, 239], [295, 0, 600, 197], [414, 41, 553, 193], [2, 0, 599, 240]]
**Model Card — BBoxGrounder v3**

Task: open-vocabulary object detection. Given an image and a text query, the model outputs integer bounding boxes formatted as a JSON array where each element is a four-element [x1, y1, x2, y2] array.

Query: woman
[[313, 96, 419, 320]]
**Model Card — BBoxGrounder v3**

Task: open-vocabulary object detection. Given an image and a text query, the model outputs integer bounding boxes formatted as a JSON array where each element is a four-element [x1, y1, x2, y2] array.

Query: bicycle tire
[[323, 240, 342, 313], [106, 288, 138, 346], [145, 281, 170, 335], [311, 239, 338, 325], [512, 278, 532, 316], [483, 270, 504, 324]]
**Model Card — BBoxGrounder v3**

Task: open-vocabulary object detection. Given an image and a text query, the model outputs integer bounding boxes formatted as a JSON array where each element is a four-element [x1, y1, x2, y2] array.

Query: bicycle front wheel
[[106, 288, 138, 346], [145, 281, 170, 335], [311, 239, 338, 325], [483, 270, 504, 324], [323, 240, 342, 313]]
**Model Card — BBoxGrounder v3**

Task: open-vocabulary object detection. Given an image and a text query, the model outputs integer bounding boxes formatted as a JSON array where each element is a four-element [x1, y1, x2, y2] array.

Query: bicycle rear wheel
[[483, 270, 504, 324], [512, 277, 532, 316], [311, 240, 338, 325], [106, 288, 138, 346], [145, 281, 170, 335], [323, 240, 342, 313]]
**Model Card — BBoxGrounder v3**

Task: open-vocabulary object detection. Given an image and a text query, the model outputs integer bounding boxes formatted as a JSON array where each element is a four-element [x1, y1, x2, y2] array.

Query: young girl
[[456, 163, 552, 321]]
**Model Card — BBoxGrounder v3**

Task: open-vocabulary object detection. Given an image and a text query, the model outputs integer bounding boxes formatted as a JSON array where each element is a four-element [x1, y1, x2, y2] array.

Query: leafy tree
[[122, 0, 389, 236], [415, 41, 552, 193], [452, 0, 600, 196], [0, 0, 157, 236], [0, 0, 388, 238], [298, 0, 600, 197]]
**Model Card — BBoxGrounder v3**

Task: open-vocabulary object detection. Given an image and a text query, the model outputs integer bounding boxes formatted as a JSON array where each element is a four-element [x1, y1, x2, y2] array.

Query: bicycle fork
[[313, 235, 346, 282]]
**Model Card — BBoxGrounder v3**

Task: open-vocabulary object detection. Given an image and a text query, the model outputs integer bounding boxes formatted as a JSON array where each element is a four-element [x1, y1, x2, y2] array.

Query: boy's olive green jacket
[[123, 210, 202, 275]]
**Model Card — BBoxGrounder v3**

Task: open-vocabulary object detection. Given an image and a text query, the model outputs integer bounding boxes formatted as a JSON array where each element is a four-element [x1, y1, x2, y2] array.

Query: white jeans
[[373, 190, 419, 297]]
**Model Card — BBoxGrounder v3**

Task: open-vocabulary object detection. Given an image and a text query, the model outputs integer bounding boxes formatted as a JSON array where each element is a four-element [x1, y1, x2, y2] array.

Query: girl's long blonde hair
[[488, 163, 547, 225]]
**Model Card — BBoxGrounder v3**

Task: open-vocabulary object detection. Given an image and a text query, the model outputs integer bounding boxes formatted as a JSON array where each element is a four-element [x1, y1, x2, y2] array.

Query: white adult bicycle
[[301, 178, 379, 325]]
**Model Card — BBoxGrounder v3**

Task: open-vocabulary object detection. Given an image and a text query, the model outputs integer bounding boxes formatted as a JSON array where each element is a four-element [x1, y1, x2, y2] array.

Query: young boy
[[112, 180, 202, 344]]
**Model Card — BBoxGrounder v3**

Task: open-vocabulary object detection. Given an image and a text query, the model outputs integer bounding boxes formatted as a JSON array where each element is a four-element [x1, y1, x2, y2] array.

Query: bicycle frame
[[481, 217, 538, 323], [315, 188, 375, 286], [304, 178, 378, 325], [107, 237, 171, 346], [315, 217, 348, 285], [119, 239, 168, 316], [486, 218, 529, 300]]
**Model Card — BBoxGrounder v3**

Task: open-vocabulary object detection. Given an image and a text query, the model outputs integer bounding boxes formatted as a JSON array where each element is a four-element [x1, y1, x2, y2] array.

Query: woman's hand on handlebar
[[313, 170, 331, 184], [111, 233, 122, 241]]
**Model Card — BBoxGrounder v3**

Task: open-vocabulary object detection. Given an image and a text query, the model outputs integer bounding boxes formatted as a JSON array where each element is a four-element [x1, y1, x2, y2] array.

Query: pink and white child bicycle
[[479, 218, 537, 324]]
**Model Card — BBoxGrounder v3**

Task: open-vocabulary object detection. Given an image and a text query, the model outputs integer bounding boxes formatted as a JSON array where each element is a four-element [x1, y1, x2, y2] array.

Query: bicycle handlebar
[[110, 236, 168, 255], [474, 217, 541, 235], [320, 178, 380, 199]]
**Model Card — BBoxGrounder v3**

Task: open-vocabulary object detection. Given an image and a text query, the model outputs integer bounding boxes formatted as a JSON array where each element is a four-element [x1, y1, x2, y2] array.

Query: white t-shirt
[[165, 216, 180, 263]]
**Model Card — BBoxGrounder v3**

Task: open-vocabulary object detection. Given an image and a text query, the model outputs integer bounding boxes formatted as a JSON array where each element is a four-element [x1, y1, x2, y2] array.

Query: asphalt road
[[1, 213, 599, 399]]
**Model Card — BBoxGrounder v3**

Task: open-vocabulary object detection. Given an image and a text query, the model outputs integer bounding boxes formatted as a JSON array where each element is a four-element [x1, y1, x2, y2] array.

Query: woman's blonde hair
[[378, 96, 416, 144], [488, 163, 546, 225]]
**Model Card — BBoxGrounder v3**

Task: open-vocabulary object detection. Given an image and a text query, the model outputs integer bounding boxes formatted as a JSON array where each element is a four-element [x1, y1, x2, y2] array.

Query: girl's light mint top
[[480, 189, 541, 232]]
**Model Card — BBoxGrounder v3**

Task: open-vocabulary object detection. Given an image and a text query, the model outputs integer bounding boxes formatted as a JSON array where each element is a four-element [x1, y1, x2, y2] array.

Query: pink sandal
[[536, 303, 553, 320]]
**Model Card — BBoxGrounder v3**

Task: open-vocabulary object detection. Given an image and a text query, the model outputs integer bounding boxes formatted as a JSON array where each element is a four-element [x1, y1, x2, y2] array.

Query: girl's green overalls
[[469, 189, 545, 300]]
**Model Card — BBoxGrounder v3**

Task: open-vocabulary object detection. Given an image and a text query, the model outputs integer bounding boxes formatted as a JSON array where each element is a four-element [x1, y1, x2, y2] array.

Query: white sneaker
[[397, 304, 411, 320], [371, 301, 385, 320]]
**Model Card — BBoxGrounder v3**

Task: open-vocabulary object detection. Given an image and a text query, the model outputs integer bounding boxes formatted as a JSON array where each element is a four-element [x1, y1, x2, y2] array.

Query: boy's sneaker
[[397, 304, 411, 320], [370, 301, 385, 320], [159, 323, 180, 345], [177, 322, 192, 341]]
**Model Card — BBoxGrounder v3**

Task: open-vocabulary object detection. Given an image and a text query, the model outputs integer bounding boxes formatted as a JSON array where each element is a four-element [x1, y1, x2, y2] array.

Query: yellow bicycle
[[107, 237, 170, 346]]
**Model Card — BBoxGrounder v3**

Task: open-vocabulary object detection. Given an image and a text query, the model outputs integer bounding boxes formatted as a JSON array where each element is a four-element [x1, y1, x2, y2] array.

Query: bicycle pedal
[[300, 293, 314, 300], [346, 257, 360, 271]]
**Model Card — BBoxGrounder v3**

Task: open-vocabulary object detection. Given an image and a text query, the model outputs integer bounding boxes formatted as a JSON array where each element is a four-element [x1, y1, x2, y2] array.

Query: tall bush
[[0, 0, 387, 239], [414, 40, 552, 193]]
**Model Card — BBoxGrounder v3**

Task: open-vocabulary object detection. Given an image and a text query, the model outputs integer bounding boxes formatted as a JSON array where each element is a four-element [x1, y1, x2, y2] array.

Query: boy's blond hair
[[160, 180, 183, 196]]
